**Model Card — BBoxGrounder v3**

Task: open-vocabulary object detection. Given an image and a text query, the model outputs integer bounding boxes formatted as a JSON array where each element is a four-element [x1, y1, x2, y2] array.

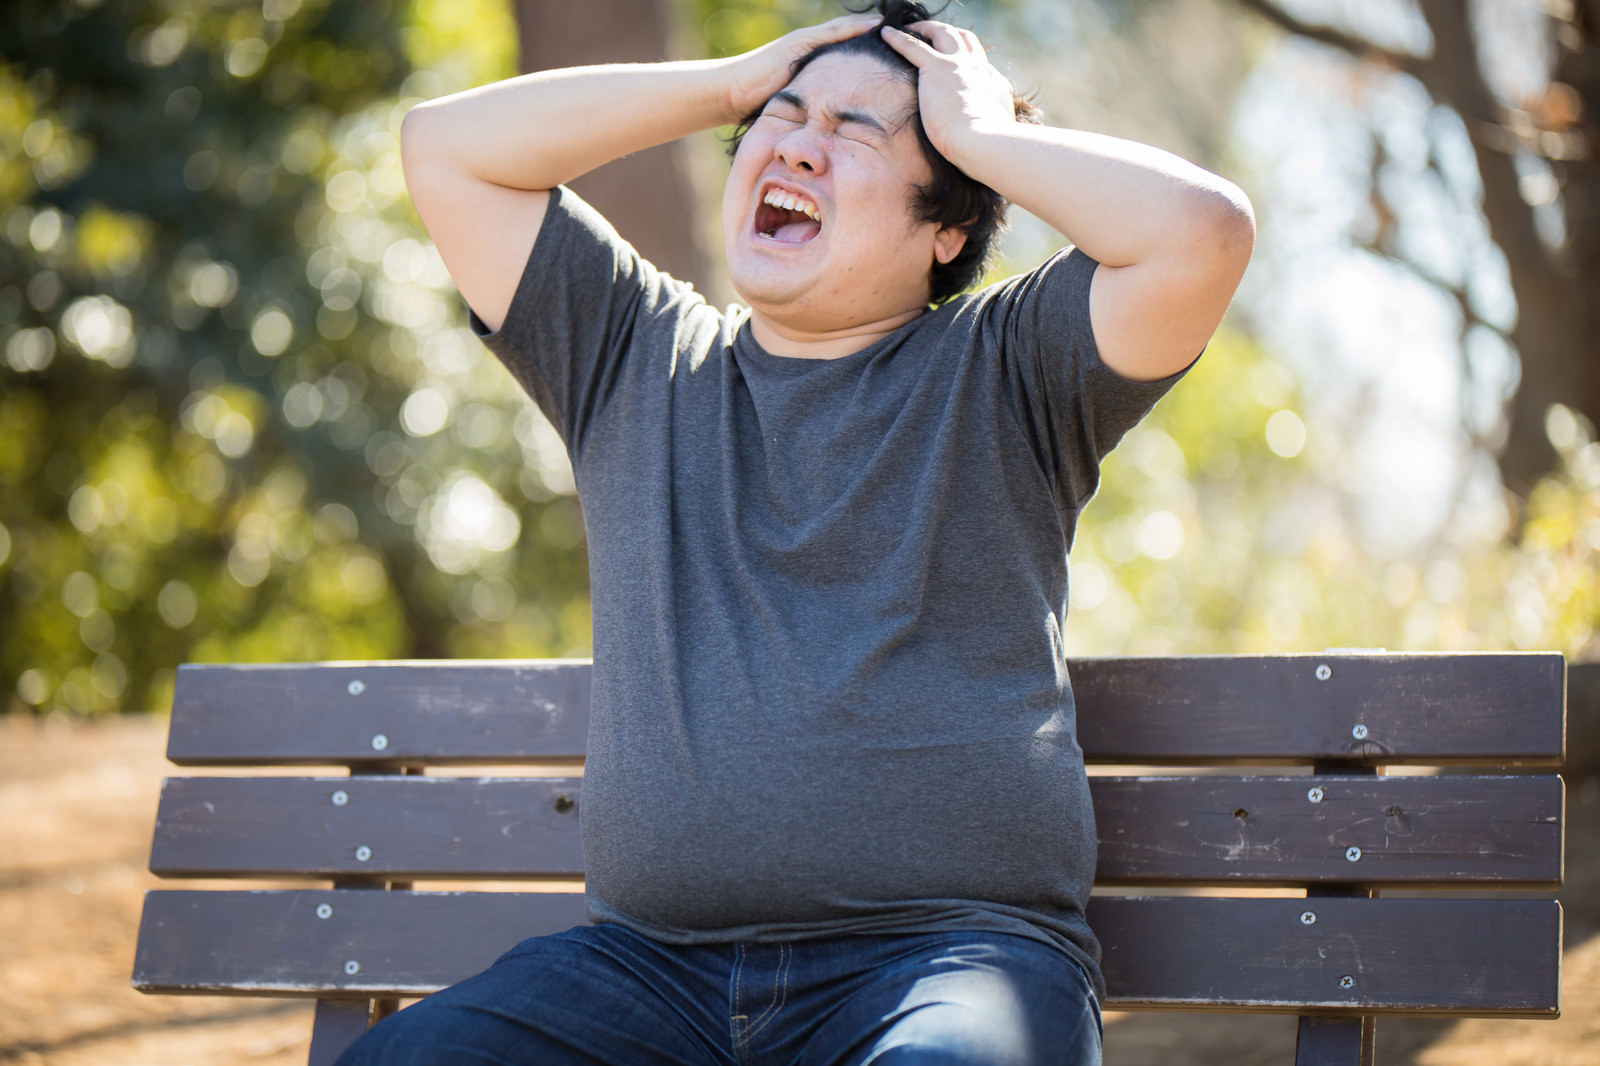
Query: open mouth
[[755, 187, 823, 244]]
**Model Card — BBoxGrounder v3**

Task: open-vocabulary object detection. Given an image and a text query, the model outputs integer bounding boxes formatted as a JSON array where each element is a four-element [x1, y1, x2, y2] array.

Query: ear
[[932, 224, 967, 266]]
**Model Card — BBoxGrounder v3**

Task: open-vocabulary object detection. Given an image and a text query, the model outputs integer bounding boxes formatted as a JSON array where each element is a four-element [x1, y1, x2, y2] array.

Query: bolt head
[[1351, 724, 1369, 740], [1339, 975, 1355, 989], [355, 845, 372, 862], [1300, 911, 1317, 925], [316, 903, 333, 920], [1307, 787, 1324, 803], [1315, 664, 1331, 681], [344, 960, 361, 975], [347, 680, 365, 695], [370, 733, 388, 751], [331, 790, 349, 807], [1345, 846, 1362, 862]]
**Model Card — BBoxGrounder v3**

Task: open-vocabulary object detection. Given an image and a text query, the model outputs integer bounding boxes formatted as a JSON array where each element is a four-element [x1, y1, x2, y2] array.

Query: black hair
[[727, 0, 1041, 304]]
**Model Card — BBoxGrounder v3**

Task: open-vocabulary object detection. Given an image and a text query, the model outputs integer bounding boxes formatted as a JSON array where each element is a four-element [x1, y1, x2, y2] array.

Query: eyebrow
[[769, 89, 891, 137]]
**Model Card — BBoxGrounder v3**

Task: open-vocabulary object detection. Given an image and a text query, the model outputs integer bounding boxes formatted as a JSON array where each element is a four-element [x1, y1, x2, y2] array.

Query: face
[[721, 51, 965, 336]]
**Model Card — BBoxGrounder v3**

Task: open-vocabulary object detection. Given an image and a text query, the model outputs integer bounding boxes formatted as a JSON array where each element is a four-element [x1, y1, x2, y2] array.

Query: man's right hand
[[399, 12, 876, 334], [721, 14, 879, 121]]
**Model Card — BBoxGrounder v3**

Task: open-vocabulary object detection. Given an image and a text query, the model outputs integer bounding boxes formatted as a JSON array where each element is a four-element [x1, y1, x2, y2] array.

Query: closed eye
[[834, 110, 888, 141], [761, 91, 806, 124], [758, 92, 889, 145], [836, 121, 883, 147]]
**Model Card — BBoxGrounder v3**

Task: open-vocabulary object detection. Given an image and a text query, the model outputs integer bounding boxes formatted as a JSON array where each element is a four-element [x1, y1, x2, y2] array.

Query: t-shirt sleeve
[[466, 185, 699, 457], [998, 247, 1194, 510]]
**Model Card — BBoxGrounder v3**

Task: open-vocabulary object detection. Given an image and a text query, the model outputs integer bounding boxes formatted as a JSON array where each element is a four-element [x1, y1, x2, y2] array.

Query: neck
[[747, 305, 928, 360]]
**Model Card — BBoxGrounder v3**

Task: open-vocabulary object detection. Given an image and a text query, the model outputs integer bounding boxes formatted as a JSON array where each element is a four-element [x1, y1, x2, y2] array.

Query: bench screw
[[345, 960, 361, 975], [331, 790, 349, 806], [347, 680, 365, 695], [1300, 911, 1316, 925], [1351, 724, 1369, 740], [1315, 664, 1331, 681], [316, 904, 333, 919], [1345, 846, 1362, 862], [1339, 975, 1355, 989], [355, 845, 372, 862], [370, 733, 389, 751], [1306, 787, 1324, 803]]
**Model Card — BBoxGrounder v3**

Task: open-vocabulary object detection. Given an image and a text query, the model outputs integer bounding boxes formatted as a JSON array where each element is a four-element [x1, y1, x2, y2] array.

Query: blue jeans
[[335, 924, 1102, 1065]]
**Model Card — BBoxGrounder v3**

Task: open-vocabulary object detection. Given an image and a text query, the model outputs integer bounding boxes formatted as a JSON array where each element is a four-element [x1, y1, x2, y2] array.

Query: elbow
[[399, 102, 434, 171], [1198, 179, 1255, 279], [399, 100, 452, 181]]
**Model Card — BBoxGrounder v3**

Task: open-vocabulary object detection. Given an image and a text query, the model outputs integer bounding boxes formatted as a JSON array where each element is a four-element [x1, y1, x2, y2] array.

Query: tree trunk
[[1236, 0, 1600, 503], [511, 0, 716, 293], [1415, 0, 1599, 501]]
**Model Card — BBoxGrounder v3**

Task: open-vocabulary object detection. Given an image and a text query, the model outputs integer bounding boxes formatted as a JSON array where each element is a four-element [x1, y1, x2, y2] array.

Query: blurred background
[[1, 1, 1598, 1062], [2, 0, 1597, 718]]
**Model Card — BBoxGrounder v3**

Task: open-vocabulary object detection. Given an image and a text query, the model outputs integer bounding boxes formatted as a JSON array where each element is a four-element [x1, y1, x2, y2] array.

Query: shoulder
[[930, 248, 1100, 364]]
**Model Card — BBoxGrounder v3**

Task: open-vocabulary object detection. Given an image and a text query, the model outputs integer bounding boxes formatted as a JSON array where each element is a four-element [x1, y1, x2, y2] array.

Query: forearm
[[949, 122, 1254, 270], [401, 59, 740, 192]]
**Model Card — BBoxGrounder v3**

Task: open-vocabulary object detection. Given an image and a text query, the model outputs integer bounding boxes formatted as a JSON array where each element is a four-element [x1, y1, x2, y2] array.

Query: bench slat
[[167, 661, 591, 766], [1073, 653, 1565, 766], [131, 890, 1562, 1016], [1093, 896, 1561, 1016], [1093, 773, 1562, 886], [148, 774, 1563, 887], [149, 777, 585, 880], [165, 654, 1565, 766]]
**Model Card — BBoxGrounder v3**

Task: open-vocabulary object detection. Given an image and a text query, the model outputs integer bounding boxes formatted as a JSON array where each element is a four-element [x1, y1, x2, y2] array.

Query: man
[[350, 2, 1253, 1063]]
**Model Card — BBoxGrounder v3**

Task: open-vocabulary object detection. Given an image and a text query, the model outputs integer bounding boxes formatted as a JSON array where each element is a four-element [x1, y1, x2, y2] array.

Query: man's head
[[724, 0, 1039, 314]]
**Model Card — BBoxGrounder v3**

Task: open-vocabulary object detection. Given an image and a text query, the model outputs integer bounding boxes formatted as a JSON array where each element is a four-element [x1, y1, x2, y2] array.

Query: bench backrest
[[133, 653, 1566, 1066]]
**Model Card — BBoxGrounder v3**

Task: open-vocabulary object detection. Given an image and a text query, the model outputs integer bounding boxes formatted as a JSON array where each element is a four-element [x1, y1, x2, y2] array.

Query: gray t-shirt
[[471, 186, 1185, 995]]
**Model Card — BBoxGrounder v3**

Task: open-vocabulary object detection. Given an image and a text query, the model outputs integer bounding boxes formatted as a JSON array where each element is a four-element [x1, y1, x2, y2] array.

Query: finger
[[879, 24, 942, 66], [905, 20, 981, 54], [804, 12, 880, 46]]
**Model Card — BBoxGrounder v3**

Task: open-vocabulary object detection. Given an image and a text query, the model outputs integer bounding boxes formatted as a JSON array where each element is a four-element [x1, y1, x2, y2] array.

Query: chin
[[727, 256, 814, 310]]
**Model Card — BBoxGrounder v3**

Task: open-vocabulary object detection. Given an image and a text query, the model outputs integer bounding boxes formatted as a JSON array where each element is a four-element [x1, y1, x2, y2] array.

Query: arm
[[884, 22, 1255, 381], [400, 14, 879, 332]]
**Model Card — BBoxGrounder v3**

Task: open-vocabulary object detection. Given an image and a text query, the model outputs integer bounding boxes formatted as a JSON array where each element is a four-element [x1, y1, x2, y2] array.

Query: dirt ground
[[1, 713, 1597, 1066]]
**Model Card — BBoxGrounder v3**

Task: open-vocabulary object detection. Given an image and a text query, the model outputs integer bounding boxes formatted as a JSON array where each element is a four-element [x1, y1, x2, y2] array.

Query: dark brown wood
[[133, 890, 1561, 1016], [133, 889, 590, 997], [307, 1000, 372, 1066], [149, 776, 585, 879], [1072, 653, 1565, 766], [165, 654, 1565, 767], [147, 773, 1562, 887], [1290, 830, 1378, 1066], [1090, 896, 1561, 1016], [136, 651, 1570, 1066], [1294, 1016, 1373, 1066], [166, 661, 590, 766], [1091, 774, 1563, 887], [1567, 662, 1600, 781]]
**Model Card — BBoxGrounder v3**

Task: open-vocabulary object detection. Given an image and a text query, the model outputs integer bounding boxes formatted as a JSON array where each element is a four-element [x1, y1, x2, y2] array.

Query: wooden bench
[[132, 653, 1566, 1066]]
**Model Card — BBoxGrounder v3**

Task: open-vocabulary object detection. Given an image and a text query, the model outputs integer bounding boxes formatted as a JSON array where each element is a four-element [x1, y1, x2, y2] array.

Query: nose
[[774, 125, 827, 175]]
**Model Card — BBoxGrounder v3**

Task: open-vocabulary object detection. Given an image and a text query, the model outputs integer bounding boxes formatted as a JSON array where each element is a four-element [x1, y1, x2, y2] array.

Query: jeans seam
[[730, 942, 749, 1065], [741, 941, 790, 1045]]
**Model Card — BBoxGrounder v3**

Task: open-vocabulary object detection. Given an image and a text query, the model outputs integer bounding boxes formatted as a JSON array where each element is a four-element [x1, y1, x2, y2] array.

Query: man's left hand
[[880, 21, 1018, 165]]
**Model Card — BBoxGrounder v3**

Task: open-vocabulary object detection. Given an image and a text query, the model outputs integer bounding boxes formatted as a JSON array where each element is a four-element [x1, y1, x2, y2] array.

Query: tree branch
[[1231, 0, 1429, 79]]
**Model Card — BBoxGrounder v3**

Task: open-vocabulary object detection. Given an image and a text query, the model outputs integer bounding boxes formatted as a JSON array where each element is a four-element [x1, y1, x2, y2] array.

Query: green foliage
[[3, 0, 1589, 721], [689, 0, 1026, 59], [694, 0, 840, 59], [1, 0, 589, 717], [1068, 334, 1599, 658]]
